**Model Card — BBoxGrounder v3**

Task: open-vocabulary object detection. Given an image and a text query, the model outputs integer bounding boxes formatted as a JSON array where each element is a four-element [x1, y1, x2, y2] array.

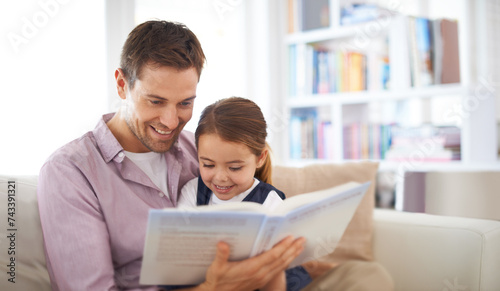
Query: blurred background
[[1, 0, 499, 179]]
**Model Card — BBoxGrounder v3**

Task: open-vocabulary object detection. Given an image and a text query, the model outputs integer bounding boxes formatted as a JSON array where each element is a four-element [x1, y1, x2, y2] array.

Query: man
[[37, 20, 305, 290]]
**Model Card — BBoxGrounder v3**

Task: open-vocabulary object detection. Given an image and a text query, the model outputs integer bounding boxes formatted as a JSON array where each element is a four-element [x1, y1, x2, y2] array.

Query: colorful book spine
[[306, 47, 383, 94], [342, 123, 394, 160]]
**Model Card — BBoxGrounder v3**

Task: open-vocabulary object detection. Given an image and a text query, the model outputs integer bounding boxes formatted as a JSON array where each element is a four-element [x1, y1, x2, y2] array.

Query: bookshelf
[[279, 0, 498, 171]]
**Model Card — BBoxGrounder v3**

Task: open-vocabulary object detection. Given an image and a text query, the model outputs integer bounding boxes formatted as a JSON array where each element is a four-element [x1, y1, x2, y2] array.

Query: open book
[[139, 181, 370, 285]]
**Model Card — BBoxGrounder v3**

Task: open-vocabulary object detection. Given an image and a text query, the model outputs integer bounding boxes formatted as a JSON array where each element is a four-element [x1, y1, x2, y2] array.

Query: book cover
[[317, 50, 330, 94], [291, 108, 318, 159], [388, 15, 411, 90], [415, 17, 434, 86], [289, 114, 303, 159], [409, 17, 434, 87], [288, 44, 297, 96], [301, 0, 330, 31], [438, 19, 460, 84], [347, 52, 365, 91]]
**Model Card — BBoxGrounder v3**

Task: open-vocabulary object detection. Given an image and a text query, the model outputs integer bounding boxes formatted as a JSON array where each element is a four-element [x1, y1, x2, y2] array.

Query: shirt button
[[118, 152, 124, 158], [159, 192, 164, 197]]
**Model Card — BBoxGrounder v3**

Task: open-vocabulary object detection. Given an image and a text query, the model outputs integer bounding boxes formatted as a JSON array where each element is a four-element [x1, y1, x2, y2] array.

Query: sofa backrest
[[0, 175, 52, 291], [0, 162, 379, 290], [401, 170, 500, 220], [272, 161, 379, 264]]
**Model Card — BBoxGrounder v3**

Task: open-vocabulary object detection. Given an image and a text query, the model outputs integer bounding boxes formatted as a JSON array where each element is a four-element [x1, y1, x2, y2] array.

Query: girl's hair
[[195, 97, 274, 184]]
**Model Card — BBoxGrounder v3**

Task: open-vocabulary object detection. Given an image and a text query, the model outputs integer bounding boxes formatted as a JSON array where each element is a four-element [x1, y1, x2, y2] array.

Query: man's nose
[[159, 106, 179, 129]]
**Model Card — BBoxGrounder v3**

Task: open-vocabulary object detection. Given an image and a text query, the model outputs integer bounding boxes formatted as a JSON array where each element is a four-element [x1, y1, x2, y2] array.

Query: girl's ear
[[257, 149, 268, 168]]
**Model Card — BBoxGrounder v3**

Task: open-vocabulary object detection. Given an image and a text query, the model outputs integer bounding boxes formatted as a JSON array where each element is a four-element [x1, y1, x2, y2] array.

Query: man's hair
[[120, 20, 206, 89], [195, 97, 274, 184]]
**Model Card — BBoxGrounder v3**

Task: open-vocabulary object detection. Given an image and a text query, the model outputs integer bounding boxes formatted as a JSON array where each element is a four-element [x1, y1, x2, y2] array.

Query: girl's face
[[198, 133, 266, 201]]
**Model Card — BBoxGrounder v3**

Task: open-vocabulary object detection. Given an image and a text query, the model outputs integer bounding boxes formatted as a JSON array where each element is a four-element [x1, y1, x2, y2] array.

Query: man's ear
[[257, 149, 268, 168], [115, 68, 128, 100]]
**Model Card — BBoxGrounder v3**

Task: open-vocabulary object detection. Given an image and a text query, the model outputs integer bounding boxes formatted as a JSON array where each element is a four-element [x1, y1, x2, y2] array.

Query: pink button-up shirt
[[37, 113, 199, 290]]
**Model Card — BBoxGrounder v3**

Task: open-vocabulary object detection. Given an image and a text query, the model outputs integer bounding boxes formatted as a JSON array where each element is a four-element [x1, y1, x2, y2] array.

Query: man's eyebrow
[[145, 94, 197, 102], [145, 94, 166, 100]]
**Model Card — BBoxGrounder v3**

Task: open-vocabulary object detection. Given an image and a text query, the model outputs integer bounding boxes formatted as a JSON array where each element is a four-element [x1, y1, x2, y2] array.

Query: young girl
[[177, 97, 312, 291], [178, 96, 284, 209]]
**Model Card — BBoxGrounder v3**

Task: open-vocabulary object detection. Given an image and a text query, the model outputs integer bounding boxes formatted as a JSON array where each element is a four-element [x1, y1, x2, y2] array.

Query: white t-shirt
[[178, 177, 283, 210], [124, 151, 169, 198]]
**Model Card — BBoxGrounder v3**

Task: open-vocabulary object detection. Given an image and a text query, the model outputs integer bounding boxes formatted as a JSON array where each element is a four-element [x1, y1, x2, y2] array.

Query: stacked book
[[384, 125, 461, 162]]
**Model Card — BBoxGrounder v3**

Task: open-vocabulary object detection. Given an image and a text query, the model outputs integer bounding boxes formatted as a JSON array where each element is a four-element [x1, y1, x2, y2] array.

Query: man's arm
[[38, 161, 116, 290], [38, 160, 157, 290], [180, 236, 306, 291]]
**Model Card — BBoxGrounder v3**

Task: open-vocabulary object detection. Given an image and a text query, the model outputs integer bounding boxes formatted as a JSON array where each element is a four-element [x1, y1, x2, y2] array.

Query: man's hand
[[198, 235, 306, 291]]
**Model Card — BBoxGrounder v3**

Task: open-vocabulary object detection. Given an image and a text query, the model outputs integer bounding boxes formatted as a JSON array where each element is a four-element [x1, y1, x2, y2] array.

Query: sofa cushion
[[373, 209, 500, 290], [0, 175, 51, 291], [272, 161, 379, 264]]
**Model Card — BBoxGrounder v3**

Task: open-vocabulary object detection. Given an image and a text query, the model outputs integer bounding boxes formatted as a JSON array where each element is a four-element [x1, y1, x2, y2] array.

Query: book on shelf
[[432, 19, 460, 84], [290, 43, 314, 97], [384, 147, 460, 162], [340, 3, 392, 26], [347, 52, 366, 92], [288, 44, 297, 96], [139, 181, 371, 285], [384, 125, 461, 162], [389, 15, 412, 90], [343, 123, 393, 160], [289, 38, 393, 95], [394, 15, 460, 88], [289, 108, 334, 160], [287, 0, 330, 32], [313, 49, 330, 94], [288, 0, 298, 33], [296, 45, 385, 95], [413, 17, 434, 87], [317, 120, 334, 159], [301, 0, 330, 31], [289, 108, 317, 159]]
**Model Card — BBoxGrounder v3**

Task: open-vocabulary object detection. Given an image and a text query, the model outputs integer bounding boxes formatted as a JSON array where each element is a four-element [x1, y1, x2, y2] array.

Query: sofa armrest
[[0, 175, 51, 291], [373, 209, 500, 291]]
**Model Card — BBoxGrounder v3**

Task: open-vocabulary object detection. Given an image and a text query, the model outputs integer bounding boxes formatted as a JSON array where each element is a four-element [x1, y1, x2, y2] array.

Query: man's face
[[117, 65, 198, 153]]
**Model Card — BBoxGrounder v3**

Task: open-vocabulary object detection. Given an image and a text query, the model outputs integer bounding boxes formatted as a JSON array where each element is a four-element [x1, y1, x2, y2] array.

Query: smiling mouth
[[152, 126, 173, 135], [215, 185, 233, 190]]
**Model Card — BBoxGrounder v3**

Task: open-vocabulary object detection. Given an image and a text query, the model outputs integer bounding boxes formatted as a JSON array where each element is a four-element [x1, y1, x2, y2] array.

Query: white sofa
[[1, 171, 500, 291]]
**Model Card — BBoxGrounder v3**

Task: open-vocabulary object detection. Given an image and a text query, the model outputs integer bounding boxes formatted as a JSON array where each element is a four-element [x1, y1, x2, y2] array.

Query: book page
[[187, 200, 271, 214], [249, 216, 284, 256], [273, 182, 370, 267], [276, 181, 362, 214], [140, 209, 267, 285]]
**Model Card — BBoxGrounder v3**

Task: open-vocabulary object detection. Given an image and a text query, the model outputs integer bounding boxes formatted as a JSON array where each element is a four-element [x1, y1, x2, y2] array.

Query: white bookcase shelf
[[288, 84, 468, 107], [278, 0, 498, 170]]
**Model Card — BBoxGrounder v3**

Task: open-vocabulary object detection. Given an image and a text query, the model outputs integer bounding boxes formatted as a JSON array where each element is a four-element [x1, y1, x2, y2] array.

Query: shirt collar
[[93, 113, 182, 163], [94, 113, 125, 163]]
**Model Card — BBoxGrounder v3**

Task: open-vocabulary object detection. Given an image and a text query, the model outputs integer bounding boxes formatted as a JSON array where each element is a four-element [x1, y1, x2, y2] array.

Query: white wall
[[0, 0, 107, 175], [0, 0, 254, 175], [133, 0, 248, 133]]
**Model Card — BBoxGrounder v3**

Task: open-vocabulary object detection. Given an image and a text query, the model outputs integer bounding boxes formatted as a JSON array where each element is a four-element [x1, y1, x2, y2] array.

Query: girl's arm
[[177, 177, 199, 208]]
